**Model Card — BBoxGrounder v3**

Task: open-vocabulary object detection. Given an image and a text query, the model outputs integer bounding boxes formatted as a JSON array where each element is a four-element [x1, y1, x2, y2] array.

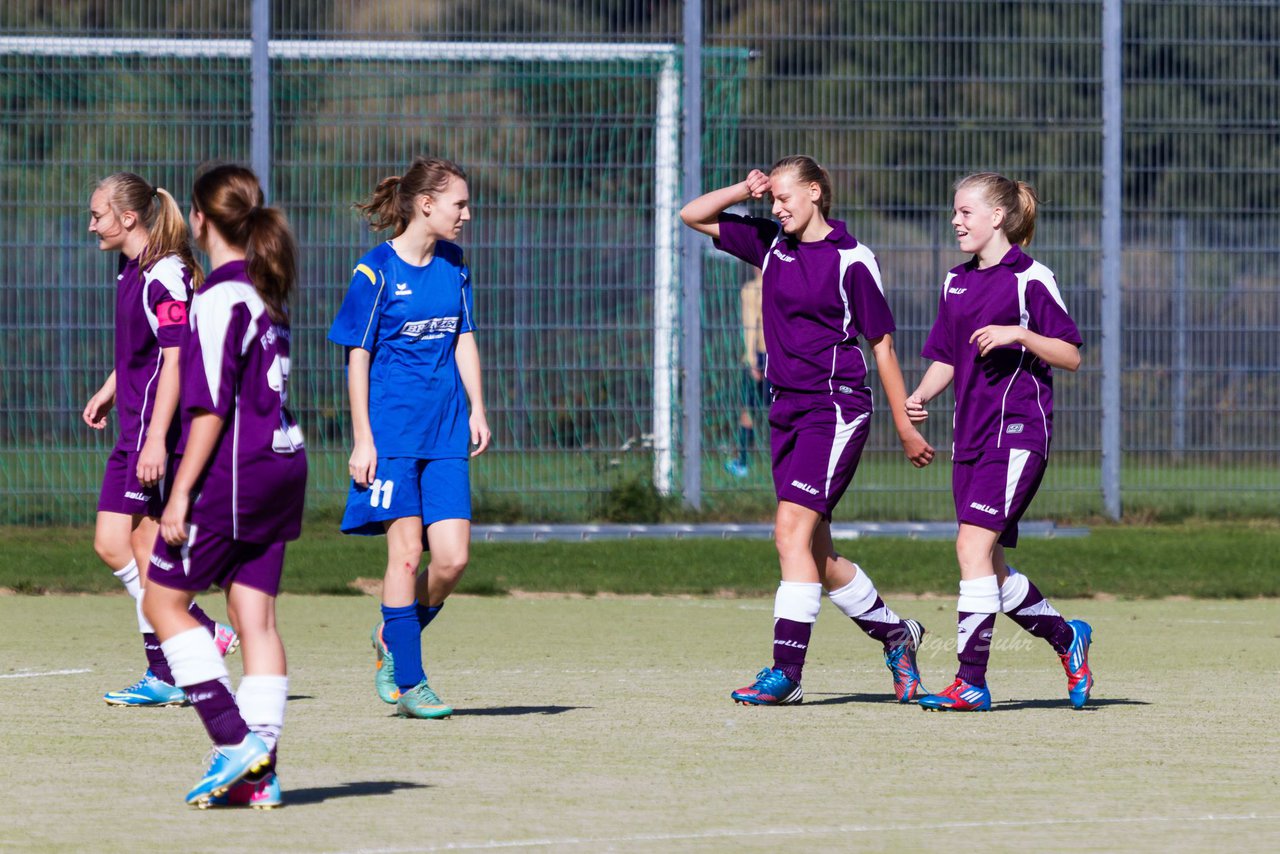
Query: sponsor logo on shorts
[[150, 554, 175, 571], [969, 502, 999, 515], [394, 281, 413, 296], [125, 491, 149, 501], [837, 385, 854, 395], [948, 287, 967, 295], [1005, 423, 1024, 434], [771, 247, 796, 263], [399, 317, 458, 340], [790, 480, 819, 496]]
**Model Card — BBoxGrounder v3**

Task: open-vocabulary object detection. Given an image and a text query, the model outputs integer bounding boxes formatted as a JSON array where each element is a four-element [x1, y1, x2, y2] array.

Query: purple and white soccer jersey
[[923, 245, 1081, 541], [179, 260, 307, 544], [922, 245, 1082, 462], [96, 253, 192, 516], [715, 214, 896, 516]]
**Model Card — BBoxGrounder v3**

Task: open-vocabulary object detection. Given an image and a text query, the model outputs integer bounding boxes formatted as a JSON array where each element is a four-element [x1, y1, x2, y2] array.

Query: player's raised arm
[[679, 170, 771, 239]]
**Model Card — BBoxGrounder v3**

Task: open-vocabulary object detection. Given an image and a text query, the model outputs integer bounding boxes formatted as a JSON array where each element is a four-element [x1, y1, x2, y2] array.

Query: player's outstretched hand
[[900, 427, 935, 468], [349, 438, 377, 487], [905, 392, 929, 424], [83, 389, 113, 429], [160, 492, 190, 545], [743, 169, 771, 200], [470, 411, 491, 457]]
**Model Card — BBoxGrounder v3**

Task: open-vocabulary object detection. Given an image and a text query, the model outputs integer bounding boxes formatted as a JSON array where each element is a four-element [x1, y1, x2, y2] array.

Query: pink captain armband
[[156, 300, 188, 328]]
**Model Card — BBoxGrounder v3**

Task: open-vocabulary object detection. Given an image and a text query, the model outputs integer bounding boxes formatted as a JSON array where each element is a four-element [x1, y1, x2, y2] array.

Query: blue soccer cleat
[[103, 670, 186, 707], [918, 677, 992, 712], [372, 623, 399, 704], [884, 619, 927, 703], [724, 459, 750, 478], [204, 772, 282, 810], [1060, 619, 1094, 709], [396, 677, 454, 719], [185, 734, 273, 806], [731, 666, 803, 706]]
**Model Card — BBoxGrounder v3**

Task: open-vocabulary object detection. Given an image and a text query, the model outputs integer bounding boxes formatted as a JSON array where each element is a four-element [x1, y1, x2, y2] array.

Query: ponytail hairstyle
[[191, 164, 296, 323], [769, 155, 833, 219], [355, 156, 468, 236], [96, 171, 204, 287], [955, 172, 1039, 247]]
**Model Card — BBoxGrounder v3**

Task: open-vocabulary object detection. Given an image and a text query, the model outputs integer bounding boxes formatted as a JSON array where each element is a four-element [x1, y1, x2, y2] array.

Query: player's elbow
[[1060, 348, 1082, 372]]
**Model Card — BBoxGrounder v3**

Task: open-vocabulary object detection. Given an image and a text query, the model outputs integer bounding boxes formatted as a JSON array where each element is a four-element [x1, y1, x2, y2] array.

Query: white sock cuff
[[826, 566, 878, 618], [237, 675, 288, 729], [135, 589, 155, 634], [113, 560, 141, 598], [161, 627, 228, 687], [957, 575, 1001, 614], [999, 571, 1031, 614], [774, 581, 823, 623]]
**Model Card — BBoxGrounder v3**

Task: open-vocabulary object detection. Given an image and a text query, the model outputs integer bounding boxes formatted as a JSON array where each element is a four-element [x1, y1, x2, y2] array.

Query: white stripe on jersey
[[831, 244, 882, 392], [941, 271, 957, 300], [1016, 260, 1069, 314], [825, 403, 868, 498], [1005, 448, 1030, 515], [141, 255, 190, 335], [194, 281, 266, 411], [134, 356, 163, 452]]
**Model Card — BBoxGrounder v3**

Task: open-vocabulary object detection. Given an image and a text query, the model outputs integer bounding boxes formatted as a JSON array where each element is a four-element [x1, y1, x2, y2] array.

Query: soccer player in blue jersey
[[682, 156, 935, 706], [329, 156, 491, 720], [144, 164, 306, 807], [906, 172, 1093, 711], [82, 172, 237, 707]]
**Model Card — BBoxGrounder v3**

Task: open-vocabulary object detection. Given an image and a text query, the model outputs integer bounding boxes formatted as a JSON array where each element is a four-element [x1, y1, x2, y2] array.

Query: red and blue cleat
[[884, 619, 927, 702], [731, 666, 803, 706], [917, 677, 991, 712], [1060, 619, 1094, 709]]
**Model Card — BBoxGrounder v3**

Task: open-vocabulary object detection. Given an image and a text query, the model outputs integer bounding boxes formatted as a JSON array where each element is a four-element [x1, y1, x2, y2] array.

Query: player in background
[[725, 267, 767, 478], [681, 156, 935, 706], [329, 156, 491, 720], [143, 164, 306, 807], [906, 172, 1093, 712], [82, 172, 237, 707]]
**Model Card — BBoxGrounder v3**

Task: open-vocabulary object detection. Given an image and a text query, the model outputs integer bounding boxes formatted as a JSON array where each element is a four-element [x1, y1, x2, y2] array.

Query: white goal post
[[1, 35, 684, 496]]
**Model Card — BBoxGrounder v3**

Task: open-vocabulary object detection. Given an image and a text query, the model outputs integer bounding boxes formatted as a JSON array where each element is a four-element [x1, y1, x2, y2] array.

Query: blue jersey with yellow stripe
[[328, 240, 476, 459]]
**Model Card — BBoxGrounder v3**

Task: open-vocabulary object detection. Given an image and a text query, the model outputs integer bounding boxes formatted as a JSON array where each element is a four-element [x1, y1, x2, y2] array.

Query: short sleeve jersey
[[714, 214, 895, 408], [922, 245, 1083, 462], [327, 240, 477, 459], [182, 261, 307, 544], [113, 253, 191, 450]]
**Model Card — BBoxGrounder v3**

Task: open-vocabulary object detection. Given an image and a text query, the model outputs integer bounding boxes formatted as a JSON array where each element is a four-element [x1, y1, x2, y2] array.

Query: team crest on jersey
[[394, 282, 413, 296], [1005, 423, 1024, 434], [399, 317, 458, 340]]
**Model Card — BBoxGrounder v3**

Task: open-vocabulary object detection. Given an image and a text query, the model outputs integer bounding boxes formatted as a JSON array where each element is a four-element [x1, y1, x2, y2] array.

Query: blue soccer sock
[[416, 601, 444, 632], [381, 603, 425, 691]]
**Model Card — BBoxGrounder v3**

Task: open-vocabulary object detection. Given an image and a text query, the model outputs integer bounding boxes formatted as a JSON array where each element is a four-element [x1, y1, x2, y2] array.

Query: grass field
[[2, 594, 1278, 852], [5, 520, 1280, 599]]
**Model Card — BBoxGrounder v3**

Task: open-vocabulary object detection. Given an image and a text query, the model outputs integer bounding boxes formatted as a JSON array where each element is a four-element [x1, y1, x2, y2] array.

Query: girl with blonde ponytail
[[907, 172, 1093, 712], [82, 172, 236, 709]]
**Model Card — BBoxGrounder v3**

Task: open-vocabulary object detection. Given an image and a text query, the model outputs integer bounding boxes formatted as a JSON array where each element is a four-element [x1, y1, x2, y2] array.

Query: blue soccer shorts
[[340, 457, 471, 536]]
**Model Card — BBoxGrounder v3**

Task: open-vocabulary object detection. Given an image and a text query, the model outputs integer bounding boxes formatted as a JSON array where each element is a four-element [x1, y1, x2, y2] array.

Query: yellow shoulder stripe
[[355, 263, 376, 285]]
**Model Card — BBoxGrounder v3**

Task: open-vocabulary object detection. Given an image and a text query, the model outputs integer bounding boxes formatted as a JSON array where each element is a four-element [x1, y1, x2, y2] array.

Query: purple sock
[[955, 611, 996, 688], [143, 633, 174, 684], [772, 618, 812, 684], [382, 603, 425, 691], [851, 596, 908, 645], [1004, 577, 1074, 655], [185, 678, 250, 746], [188, 601, 217, 636]]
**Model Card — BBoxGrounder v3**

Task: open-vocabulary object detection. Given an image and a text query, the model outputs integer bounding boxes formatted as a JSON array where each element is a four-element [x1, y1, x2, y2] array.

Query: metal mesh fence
[[2, 1, 1278, 525]]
